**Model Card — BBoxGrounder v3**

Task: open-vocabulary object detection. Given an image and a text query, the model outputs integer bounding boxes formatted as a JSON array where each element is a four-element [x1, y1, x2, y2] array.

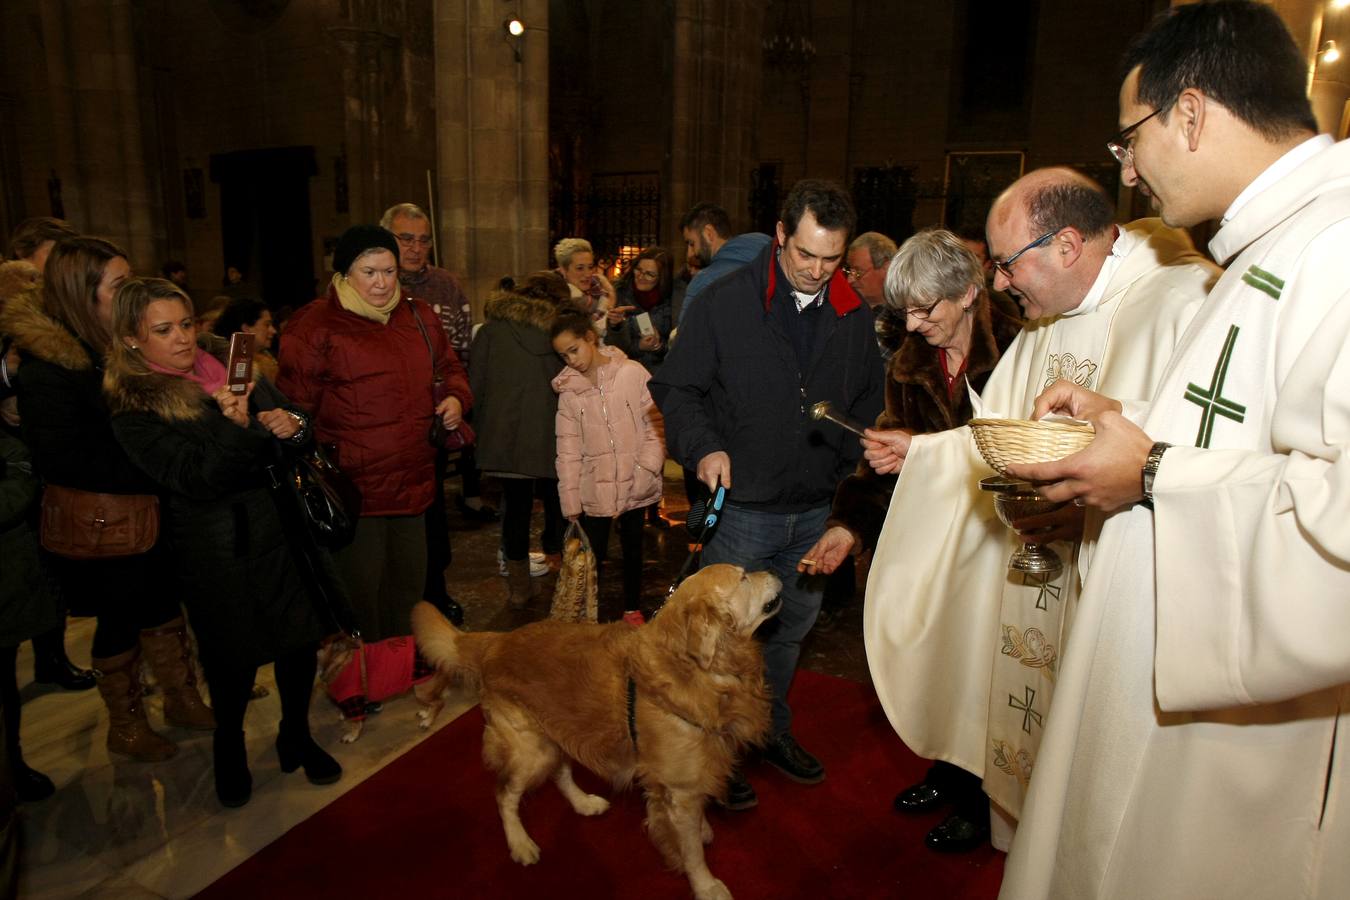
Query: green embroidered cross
[[1009, 685, 1043, 735], [1241, 265, 1284, 301], [1183, 325, 1246, 449], [1023, 573, 1063, 612]]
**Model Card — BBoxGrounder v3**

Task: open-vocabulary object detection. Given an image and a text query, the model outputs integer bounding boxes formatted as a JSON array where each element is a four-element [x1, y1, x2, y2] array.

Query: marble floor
[[11, 465, 871, 898]]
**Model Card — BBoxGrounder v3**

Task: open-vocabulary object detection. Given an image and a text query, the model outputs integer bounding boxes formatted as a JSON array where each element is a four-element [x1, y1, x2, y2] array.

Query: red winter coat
[[277, 287, 471, 516]]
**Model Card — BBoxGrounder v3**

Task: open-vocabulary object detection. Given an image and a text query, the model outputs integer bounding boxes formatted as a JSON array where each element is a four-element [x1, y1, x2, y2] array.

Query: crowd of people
[[0, 3, 1347, 896]]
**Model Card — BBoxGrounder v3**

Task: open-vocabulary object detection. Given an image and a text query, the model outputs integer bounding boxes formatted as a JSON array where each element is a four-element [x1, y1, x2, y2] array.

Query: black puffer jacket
[[0, 263, 156, 496], [468, 292, 564, 480], [104, 353, 336, 673], [650, 240, 885, 512]]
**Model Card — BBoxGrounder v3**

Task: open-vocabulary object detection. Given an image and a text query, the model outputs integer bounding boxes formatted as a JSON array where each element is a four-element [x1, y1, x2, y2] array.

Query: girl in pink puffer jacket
[[550, 310, 665, 625]]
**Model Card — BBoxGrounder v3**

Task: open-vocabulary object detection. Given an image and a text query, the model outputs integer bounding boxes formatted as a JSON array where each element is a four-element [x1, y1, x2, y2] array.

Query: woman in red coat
[[278, 226, 471, 641]]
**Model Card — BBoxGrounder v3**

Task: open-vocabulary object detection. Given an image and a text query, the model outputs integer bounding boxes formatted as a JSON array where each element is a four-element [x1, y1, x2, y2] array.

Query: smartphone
[[226, 332, 256, 394], [635, 311, 655, 337]]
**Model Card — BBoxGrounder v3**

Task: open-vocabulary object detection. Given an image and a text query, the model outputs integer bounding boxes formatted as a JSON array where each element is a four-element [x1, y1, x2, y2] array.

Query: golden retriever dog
[[411, 564, 781, 900]]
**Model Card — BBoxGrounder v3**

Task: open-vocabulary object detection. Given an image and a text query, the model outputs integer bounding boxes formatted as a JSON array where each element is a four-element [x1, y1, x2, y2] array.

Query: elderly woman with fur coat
[[797, 228, 1023, 852], [104, 276, 342, 809]]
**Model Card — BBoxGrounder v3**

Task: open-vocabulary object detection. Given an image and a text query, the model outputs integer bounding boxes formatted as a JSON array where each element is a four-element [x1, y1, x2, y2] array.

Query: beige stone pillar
[[433, 0, 549, 318], [669, 0, 769, 236], [330, 25, 402, 222], [39, 0, 158, 269]]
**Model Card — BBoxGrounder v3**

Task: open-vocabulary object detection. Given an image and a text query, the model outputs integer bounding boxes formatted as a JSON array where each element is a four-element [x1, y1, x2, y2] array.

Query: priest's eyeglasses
[[1106, 101, 1172, 167], [992, 230, 1057, 280], [395, 233, 433, 247]]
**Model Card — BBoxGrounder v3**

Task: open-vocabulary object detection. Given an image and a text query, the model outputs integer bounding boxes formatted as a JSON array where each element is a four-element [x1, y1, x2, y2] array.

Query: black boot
[[32, 627, 95, 691], [276, 722, 341, 785], [213, 729, 252, 808], [274, 646, 341, 786]]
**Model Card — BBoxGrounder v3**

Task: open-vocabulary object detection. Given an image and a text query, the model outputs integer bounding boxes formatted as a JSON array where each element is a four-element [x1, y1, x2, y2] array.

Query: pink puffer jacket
[[553, 348, 665, 518]]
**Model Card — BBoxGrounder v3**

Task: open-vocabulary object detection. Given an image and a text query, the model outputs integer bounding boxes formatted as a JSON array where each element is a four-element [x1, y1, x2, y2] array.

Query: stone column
[[39, 0, 158, 268], [669, 0, 769, 235], [433, 0, 549, 318], [330, 24, 402, 222]]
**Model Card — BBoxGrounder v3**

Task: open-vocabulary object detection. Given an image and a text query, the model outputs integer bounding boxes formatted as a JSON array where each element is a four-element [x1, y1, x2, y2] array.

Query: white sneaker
[[497, 548, 549, 577]]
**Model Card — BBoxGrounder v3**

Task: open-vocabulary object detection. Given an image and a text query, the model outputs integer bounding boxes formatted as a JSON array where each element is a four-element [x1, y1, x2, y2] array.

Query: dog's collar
[[626, 676, 639, 749]]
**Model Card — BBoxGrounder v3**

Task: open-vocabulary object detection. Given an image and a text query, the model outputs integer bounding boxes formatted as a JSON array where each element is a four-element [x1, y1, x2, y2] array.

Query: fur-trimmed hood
[[0, 260, 94, 372], [103, 351, 209, 423], [483, 293, 559, 332]]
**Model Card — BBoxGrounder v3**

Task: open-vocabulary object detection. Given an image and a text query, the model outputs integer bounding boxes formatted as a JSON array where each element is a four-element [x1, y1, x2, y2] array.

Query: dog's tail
[[411, 601, 491, 676]]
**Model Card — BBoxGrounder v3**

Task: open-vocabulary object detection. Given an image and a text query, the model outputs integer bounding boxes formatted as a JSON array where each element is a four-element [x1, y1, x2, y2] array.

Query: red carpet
[[197, 670, 1004, 899]]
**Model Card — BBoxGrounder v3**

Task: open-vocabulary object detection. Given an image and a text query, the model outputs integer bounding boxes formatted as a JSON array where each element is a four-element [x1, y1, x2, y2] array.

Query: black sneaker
[[716, 768, 758, 811], [763, 733, 825, 784]]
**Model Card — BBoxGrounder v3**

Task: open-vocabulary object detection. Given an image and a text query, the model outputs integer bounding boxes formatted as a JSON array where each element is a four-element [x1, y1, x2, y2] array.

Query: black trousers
[[499, 477, 564, 560], [580, 505, 650, 612], [207, 642, 319, 738], [423, 448, 452, 604]]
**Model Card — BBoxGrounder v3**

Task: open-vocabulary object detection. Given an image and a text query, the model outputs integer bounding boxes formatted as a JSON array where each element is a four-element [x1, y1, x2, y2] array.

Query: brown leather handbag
[[39, 485, 159, 559]]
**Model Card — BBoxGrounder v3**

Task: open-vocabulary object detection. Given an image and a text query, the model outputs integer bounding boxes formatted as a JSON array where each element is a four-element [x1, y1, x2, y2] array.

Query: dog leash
[[652, 481, 727, 620]]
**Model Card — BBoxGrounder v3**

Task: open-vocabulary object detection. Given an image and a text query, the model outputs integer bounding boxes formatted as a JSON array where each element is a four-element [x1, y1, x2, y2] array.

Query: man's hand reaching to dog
[[798, 526, 856, 575]]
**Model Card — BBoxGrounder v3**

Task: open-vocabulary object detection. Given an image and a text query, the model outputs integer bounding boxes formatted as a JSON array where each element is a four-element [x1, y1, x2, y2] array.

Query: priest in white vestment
[[861, 168, 1216, 849], [1001, 5, 1350, 897]]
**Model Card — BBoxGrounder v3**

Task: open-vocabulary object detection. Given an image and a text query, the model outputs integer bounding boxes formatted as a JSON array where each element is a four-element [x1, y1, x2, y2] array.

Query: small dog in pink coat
[[317, 635, 449, 743]]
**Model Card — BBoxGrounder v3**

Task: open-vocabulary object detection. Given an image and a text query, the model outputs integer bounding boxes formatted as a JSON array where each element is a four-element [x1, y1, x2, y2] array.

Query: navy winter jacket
[[651, 240, 884, 512]]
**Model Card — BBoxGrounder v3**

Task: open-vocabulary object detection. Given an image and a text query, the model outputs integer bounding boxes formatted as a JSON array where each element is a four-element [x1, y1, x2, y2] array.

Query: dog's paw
[[339, 728, 361, 744], [416, 708, 438, 730], [572, 794, 609, 817], [692, 877, 732, 900], [507, 835, 541, 866]]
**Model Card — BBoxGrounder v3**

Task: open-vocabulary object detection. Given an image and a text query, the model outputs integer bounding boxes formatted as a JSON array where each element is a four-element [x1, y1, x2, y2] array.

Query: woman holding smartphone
[[105, 276, 341, 808]]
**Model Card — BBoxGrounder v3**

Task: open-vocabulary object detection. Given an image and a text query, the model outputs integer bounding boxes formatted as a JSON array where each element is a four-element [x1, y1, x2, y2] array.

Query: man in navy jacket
[[652, 180, 884, 809]]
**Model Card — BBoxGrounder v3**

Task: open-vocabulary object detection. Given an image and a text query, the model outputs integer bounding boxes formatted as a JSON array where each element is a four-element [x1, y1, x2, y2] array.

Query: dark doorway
[[209, 146, 318, 309]]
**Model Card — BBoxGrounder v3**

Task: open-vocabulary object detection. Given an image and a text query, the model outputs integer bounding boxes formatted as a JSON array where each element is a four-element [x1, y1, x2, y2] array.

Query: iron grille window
[[585, 172, 660, 273]]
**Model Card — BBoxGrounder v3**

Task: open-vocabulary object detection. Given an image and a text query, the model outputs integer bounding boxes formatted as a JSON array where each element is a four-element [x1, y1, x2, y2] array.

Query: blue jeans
[[701, 502, 829, 737]]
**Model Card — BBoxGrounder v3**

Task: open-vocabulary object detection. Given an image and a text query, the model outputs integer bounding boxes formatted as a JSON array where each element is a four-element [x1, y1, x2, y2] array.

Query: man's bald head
[[990, 167, 1115, 245], [986, 167, 1118, 320]]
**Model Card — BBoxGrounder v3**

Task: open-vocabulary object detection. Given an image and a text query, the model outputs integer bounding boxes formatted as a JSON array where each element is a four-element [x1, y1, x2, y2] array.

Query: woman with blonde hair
[[105, 276, 341, 807], [0, 238, 214, 765]]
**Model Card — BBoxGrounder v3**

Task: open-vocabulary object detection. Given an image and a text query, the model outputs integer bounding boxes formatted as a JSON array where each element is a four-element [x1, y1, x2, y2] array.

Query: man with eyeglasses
[[843, 232, 896, 311], [998, 4, 1350, 897], [860, 166, 1216, 856], [652, 180, 884, 811], [379, 203, 480, 624]]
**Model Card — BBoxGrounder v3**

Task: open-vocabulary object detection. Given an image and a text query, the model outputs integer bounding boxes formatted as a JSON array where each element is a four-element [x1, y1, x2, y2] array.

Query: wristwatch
[[1139, 441, 1172, 509]]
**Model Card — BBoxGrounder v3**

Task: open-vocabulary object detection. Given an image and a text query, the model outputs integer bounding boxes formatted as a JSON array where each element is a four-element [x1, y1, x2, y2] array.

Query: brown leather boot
[[140, 618, 215, 731], [505, 559, 535, 609], [92, 649, 178, 761]]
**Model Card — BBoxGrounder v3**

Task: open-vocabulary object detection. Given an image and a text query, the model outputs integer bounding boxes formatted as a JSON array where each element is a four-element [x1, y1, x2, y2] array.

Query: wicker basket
[[969, 418, 1095, 474]]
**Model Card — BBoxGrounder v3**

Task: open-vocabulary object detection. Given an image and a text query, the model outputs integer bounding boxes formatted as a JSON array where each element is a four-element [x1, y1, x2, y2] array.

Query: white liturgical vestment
[[1002, 137, 1350, 899], [863, 219, 1215, 820]]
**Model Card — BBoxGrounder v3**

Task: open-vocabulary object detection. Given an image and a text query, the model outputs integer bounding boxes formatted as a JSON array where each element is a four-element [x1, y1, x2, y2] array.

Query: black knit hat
[[332, 224, 399, 274]]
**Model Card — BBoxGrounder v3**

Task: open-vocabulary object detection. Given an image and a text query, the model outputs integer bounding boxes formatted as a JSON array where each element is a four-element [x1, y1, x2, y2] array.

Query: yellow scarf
[[332, 272, 401, 324]]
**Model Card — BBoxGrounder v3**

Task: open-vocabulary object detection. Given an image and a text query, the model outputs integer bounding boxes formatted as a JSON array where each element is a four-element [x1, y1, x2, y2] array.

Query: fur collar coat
[[829, 290, 1024, 551], [469, 293, 565, 479]]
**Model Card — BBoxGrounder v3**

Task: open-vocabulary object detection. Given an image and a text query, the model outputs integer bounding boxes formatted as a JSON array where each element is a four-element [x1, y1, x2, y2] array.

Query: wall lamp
[[1321, 40, 1341, 64], [504, 18, 525, 62]]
